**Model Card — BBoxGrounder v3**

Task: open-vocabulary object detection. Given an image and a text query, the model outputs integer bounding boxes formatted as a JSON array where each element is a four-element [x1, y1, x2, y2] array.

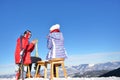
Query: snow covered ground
[[0, 77, 120, 80]]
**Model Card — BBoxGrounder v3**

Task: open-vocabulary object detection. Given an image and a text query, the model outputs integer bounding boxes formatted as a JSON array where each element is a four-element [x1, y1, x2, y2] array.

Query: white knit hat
[[50, 24, 60, 31]]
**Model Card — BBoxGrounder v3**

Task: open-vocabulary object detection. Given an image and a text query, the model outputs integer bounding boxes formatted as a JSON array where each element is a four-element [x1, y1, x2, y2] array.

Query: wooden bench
[[35, 58, 67, 79], [34, 61, 49, 78], [24, 64, 31, 78], [18, 64, 31, 78], [49, 58, 67, 79]]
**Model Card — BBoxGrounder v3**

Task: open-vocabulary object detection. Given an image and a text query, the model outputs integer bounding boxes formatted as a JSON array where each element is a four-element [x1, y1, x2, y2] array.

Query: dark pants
[[53, 65, 56, 77], [27, 56, 42, 74], [53, 64, 61, 77]]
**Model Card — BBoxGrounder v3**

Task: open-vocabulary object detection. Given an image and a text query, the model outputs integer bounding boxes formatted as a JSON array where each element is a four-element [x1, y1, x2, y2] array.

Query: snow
[[0, 77, 120, 80], [88, 64, 95, 67]]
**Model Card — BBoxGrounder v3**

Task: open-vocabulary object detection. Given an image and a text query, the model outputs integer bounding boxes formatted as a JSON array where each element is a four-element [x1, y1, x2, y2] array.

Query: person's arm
[[22, 38, 29, 50], [47, 36, 52, 49], [26, 40, 37, 52], [22, 38, 36, 52]]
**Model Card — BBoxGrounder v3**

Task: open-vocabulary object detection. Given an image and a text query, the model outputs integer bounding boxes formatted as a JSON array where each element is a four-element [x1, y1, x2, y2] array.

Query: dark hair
[[24, 30, 31, 35]]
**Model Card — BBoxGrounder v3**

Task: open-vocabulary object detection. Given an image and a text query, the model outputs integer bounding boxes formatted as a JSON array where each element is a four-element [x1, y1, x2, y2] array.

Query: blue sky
[[0, 0, 120, 75]]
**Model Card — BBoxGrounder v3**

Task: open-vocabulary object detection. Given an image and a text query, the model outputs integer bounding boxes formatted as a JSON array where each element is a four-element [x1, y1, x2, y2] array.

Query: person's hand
[[31, 39, 38, 44]]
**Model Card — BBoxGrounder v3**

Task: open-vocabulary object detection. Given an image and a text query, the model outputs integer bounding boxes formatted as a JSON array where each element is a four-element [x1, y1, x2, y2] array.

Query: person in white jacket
[[46, 24, 67, 77]]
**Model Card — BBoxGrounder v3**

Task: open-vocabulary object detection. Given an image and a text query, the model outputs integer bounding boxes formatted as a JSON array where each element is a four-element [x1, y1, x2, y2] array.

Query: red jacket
[[15, 36, 35, 65]]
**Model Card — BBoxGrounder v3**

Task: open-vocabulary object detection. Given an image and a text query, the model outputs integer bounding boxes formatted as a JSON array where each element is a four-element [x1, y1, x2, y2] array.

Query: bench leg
[[27, 66, 31, 78], [55, 64, 59, 78], [35, 64, 39, 77], [50, 63, 54, 80], [44, 63, 47, 78], [61, 62, 67, 78]]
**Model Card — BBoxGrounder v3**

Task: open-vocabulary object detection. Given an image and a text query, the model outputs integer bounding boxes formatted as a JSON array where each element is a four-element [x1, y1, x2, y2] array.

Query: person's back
[[46, 24, 67, 60]]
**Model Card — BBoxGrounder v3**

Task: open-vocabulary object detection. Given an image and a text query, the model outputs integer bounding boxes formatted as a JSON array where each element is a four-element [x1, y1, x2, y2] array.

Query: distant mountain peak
[[88, 64, 95, 67]]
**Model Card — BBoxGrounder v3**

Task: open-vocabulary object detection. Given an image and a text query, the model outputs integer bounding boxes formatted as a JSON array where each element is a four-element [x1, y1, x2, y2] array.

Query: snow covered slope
[[0, 77, 120, 80]]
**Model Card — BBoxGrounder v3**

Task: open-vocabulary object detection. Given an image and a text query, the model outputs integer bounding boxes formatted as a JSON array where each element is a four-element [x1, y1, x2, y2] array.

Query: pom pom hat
[[50, 24, 60, 31]]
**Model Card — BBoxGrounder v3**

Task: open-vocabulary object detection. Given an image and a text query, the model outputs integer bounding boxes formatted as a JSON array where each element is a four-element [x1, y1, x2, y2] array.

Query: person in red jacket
[[15, 30, 41, 79]]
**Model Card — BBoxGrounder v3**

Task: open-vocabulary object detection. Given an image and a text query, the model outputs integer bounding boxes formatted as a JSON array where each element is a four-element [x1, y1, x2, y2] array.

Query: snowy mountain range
[[66, 61, 120, 77], [0, 61, 120, 78]]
